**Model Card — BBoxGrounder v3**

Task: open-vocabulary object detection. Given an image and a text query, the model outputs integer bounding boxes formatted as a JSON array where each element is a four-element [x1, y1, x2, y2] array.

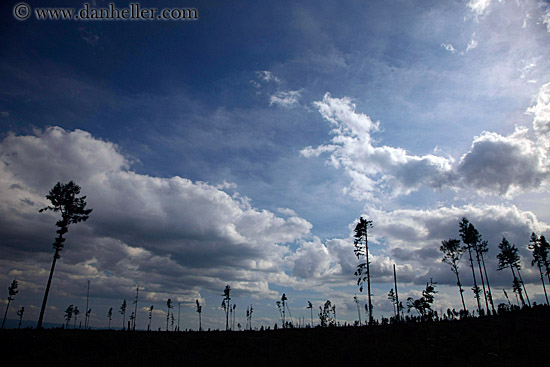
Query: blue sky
[[1, 0, 550, 330]]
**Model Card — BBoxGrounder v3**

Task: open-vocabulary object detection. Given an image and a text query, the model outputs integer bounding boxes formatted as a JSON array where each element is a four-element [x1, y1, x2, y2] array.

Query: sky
[[1, 0, 550, 330]]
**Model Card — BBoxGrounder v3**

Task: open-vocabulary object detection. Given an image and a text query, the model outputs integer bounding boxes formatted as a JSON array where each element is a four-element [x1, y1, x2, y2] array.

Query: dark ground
[[2, 306, 549, 366]]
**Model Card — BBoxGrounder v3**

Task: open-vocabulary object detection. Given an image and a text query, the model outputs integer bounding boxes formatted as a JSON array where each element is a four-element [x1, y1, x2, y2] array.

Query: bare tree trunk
[[510, 267, 525, 306], [475, 251, 489, 315], [366, 242, 373, 325], [393, 264, 400, 322], [480, 254, 496, 314], [466, 246, 482, 315], [37, 247, 61, 329], [516, 267, 531, 307], [538, 263, 549, 306], [454, 268, 467, 314], [1, 299, 11, 329]]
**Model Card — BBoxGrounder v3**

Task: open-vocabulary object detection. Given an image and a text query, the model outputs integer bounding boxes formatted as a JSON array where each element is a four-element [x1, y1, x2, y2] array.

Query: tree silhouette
[[306, 301, 314, 327], [1, 279, 18, 329], [166, 298, 173, 331], [195, 300, 202, 331], [232, 304, 237, 331], [353, 295, 362, 326], [407, 279, 437, 321], [246, 304, 253, 330], [539, 235, 550, 285], [472, 233, 490, 315], [148, 305, 154, 331], [37, 181, 92, 329], [529, 233, 549, 306], [16, 306, 24, 329], [222, 285, 231, 331], [388, 288, 397, 319], [354, 217, 374, 325], [497, 238, 525, 307], [107, 307, 113, 330], [85, 308, 92, 329], [64, 304, 74, 328], [132, 285, 139, 331], [129, 312, 135, 331], [393, 264, 401, 322], [280, 293, 287, 328], [120, 299, 127, 330], [318, 300, 335, 327], [459, 218, 483, 316], [440, 238, 467, 314], [476, 239, 496, 314], [73, 306, 80, 329]]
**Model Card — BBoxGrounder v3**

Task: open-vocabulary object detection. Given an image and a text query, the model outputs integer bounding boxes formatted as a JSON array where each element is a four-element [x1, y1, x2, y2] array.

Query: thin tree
[[132, 284, 139, 331], [166, 298, 172, 331], [1, 279, 18, 329], [281, 293, 287, 328], [73, 306, 80, 329], [497, 238, 525, 307], [477, 240, 496, 314], [85, 308, 92, 329], [388, 288, 397, 319], [148, 305, 154, 331], [222, 285, 231, 331], [440, 238, 467, 314], [539, 235, 550, 285], [129, 312, 135, 331], [120, 299, 127, 330], [393, 264, 401, 322], [529, 233, 549, 305], [306, 301, 314, 327], [232, 304, 236, 331], [37, 181, 92, 329], [64, 304, 74, 328], [170, 313, 175, 331], [459, 218, 482, 316], [246, 305, 253, 330], [16, 306, 24, 329], [84, 280, 90, 329], [195, 300, 202, 331], [107, 307, 113, 330], [472, 234, 490, 314], [354, 217, 374, 325]]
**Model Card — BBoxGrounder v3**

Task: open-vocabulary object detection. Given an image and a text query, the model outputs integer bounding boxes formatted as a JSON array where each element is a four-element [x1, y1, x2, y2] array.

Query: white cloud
[[467, 0, 495, 17], [441, 43, 457, 54], [302, 84, 550, 199], [269, 90, 301, 108], [0, 127, 313, 300], [256, 70, 280, 84]]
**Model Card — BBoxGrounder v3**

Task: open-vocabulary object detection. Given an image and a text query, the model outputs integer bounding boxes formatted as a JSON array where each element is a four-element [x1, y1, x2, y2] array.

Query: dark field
[[2, 307, 549, 366]]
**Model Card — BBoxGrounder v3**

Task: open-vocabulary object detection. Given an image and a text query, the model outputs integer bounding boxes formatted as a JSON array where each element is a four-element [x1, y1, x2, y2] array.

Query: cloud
[[256, 71, 280, 84], [0, 127, 313, 301], [364, 203, 549, 286], [456, 127, 547, 196], [302, 85, 550, 199], [269, 90, 301, 108], [467, 0, 495, 17]]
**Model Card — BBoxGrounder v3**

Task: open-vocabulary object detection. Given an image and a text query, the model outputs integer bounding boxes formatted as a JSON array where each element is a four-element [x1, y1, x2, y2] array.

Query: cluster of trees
[[440, 217, 550, 317]]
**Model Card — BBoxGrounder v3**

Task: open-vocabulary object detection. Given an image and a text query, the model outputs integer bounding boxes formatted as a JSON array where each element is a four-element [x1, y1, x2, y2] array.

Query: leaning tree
[[1, 279, 18, 329], [529, 233, 549, 306], [440, 238, 467, 314], [497, 238, 526, 307], [459, 218, 483, 316], [37, 181, 92, 329], [354, 217, 374, 325]]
